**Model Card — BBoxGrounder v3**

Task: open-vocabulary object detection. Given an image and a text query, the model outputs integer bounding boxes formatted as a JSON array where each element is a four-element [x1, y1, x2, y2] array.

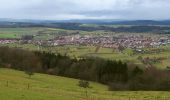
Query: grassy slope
[[0, 68, 170, 100]]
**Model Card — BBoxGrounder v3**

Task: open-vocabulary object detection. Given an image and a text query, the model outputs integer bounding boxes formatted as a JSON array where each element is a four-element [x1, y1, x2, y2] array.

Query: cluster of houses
[[0, 35, 170, 50], [0, 39, 18, 44], [46, 35, 170, 49]]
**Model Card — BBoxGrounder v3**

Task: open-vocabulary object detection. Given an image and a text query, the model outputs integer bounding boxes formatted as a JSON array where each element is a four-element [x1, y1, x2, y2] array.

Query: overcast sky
[[0, 0, 169, 20]]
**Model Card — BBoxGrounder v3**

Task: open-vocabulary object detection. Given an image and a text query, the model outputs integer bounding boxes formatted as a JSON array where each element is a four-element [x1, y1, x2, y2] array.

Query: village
[[49, 35, 170, 48], [0, 34, 170, 50]]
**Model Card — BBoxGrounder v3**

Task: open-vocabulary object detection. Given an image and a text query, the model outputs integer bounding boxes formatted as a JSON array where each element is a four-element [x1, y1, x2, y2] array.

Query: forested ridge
[[1, 21, 170, 33]]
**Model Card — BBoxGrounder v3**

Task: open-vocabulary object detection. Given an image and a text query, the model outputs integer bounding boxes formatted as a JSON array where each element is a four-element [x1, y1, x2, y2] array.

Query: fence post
[[6, 81, 8, 87], [27, 83, 30, 89]]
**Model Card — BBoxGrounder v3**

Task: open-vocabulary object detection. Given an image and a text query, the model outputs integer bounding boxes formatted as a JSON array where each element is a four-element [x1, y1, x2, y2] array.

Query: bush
[[78, 80, 90, 88]]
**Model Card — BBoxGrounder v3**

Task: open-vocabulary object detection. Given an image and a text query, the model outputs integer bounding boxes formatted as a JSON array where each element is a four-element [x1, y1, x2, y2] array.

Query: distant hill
[[1, 18, 170, 25], [47, 19, 170, 25], [109, 20, 170, 25], [1, 19, 170, 33]]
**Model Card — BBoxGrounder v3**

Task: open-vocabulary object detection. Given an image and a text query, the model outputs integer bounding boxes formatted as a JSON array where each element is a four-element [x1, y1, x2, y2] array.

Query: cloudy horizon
[[0, 0, 170, 20]]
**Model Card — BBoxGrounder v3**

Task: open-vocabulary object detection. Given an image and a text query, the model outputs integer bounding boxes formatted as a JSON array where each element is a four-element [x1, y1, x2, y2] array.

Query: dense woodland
[[0, 46, 170, 91]]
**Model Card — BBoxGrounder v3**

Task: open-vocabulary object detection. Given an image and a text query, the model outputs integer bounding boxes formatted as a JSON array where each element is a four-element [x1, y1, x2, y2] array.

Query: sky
[[0, 0, 169, 20]]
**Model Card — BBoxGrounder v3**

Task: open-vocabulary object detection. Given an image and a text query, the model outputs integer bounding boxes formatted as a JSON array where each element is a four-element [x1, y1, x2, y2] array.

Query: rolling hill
[[0, 68, 170, 100]]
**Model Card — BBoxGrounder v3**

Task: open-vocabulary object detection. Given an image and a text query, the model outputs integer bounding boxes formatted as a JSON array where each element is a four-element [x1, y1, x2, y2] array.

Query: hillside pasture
[[0, 68, 170, 100]]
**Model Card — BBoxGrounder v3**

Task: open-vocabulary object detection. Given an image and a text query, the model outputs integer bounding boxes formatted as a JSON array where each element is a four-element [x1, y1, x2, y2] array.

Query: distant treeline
[[0, 46, 170, 91], [1, 22, 170, 33]]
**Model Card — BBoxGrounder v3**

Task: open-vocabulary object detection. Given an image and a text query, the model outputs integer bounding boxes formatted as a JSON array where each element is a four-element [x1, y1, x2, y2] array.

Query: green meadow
[[0, 68, 170, 100], [0, 28, 43, 38]]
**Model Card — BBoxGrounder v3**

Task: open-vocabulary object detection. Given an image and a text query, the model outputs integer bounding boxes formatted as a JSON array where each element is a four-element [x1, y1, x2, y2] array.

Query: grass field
[[0, 68, 170, 100], [0, 28, 44, 38], [0, 28, 158, 39], [0, 28, 75, 39]]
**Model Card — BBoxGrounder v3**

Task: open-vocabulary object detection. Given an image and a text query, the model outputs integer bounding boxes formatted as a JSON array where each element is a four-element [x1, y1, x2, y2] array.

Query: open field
[[0, 28, 77, 39], [0, 28, 44, 38], [0, 68, 170, 100]]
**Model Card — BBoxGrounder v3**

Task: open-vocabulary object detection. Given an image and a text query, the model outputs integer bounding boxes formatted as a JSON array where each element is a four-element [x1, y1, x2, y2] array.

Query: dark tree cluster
[[22, 35, 34, 40], [34, 52, 128, 84], [0, 46, 127, 82]]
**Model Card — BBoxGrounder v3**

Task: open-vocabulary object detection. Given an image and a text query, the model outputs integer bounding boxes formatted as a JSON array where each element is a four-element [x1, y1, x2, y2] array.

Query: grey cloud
[[0, 0, 170, 20]]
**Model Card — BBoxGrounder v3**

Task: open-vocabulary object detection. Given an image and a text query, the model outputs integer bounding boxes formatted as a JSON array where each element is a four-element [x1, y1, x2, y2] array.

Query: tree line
[[0, 46, 169, 91]]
